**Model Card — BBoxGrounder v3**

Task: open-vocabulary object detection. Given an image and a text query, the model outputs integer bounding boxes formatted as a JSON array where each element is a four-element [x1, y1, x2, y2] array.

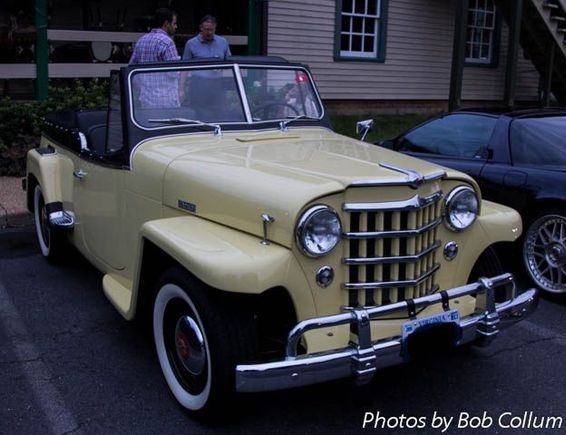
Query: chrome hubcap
[[524, 215, 566, 293], [174, 316, 206, 376]]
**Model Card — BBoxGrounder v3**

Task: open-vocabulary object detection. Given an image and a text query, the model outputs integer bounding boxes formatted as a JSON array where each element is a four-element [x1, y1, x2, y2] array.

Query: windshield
[[129, 64, 323, 129]]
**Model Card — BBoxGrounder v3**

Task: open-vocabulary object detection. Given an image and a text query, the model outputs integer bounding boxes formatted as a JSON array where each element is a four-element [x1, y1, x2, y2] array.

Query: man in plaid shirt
[[130, 8, 181, 108]]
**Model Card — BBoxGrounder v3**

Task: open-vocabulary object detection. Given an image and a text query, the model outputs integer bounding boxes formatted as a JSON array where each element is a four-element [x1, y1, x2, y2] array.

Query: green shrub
[[0, 79, 107, 176]]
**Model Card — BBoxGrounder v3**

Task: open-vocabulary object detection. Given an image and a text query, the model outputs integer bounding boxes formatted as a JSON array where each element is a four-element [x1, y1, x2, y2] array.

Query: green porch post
[[449, 0, 469, 111], [247, 0, 260, 55], [35, 0, 49, 100]]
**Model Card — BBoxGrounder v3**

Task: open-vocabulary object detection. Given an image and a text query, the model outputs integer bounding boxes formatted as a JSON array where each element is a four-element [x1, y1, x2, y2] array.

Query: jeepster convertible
[[25, 57, 538, 417]]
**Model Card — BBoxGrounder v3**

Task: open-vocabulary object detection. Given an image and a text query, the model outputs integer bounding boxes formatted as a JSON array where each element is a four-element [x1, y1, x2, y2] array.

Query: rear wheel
[[152, 268, 256, 418], [33, 184, 68, 263], [523, 210, 566, 295]]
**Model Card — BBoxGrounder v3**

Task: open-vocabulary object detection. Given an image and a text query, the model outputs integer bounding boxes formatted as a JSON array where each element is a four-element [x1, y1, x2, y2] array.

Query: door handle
[[73, 169, 87, 179]]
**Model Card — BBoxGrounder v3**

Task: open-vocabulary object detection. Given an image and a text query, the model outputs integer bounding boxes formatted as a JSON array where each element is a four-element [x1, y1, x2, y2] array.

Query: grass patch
[[329, 113, 433, 143]]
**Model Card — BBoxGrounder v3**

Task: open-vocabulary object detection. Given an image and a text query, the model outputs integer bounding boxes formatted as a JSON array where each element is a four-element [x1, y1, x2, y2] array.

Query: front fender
[[135, 215, 317, 320], [476, 199, 522, 243]]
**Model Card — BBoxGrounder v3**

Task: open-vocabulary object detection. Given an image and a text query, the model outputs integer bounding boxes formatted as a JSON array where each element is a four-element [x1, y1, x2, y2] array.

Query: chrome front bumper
[[236, 273, 538, 393]]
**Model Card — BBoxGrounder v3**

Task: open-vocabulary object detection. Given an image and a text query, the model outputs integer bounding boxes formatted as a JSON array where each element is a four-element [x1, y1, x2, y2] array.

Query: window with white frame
[[338, 0, 385, 60], [466, 0, 497, 64]]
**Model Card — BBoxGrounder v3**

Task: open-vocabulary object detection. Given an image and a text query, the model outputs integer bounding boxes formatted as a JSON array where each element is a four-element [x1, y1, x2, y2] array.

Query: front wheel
[[523, 211, 566, 295], [468, 246, 508, 302], [152, 268, 256, 417]]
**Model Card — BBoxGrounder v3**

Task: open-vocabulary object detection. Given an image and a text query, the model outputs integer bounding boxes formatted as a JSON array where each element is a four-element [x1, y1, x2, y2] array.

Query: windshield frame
[[126, 60, 326, 132]]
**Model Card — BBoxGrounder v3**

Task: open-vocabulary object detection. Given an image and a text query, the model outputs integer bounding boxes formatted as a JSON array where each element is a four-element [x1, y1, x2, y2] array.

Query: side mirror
[[356, 119, 374, 141], [473, 146, 493, 160]]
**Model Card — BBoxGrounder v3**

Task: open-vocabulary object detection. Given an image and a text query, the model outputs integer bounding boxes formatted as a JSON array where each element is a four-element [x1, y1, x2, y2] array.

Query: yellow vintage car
[[25, 57, 537, 417]]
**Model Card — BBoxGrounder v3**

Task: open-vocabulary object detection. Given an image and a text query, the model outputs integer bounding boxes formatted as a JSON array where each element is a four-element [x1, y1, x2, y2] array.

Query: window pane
[[402, 115, 497, 157], [353, 17, 363, 33], [341, 34, 350, 51], [510, 117, 566, 166], [343, 0, 354, 13], [242, 68, 323, 120], [342, 15, 350, 32], [352, 35, 362, 51], [368, 0, 378, 16], [355, 0, 365, 14], [486, 12, 494, 28], [365, 18, 375, 34], [363, 36, 374, 53]]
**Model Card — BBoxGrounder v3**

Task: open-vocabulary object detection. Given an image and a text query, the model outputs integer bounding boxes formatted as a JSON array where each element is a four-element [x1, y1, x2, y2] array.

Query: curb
[[0, 210, 34, 229]]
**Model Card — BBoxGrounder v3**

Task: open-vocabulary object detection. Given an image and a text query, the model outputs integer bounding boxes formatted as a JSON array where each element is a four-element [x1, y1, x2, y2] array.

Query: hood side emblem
[[178, 200, 197, 213]]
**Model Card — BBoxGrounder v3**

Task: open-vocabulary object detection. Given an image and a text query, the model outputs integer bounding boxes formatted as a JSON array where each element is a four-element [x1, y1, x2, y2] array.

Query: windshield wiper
[[148, 118, 222, 136], [279, 115, 320, 131]]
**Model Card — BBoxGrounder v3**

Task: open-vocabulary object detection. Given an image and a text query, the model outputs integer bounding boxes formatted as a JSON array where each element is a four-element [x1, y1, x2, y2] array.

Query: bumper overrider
[[236, 273, 538, 393]]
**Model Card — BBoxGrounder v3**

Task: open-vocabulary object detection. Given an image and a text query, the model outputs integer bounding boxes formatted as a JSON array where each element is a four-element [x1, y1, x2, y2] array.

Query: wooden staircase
[[524, 0, 566, 104], [497, 0, 566, 105]]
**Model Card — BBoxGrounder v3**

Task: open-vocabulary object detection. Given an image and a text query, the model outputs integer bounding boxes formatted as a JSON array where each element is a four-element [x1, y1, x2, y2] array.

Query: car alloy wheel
[[523, 212, 566, 294]]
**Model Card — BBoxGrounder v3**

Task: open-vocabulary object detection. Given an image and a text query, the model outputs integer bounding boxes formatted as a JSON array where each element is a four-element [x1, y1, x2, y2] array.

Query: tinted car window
[[399, 114, 497, 157], [510, 116, 566, 166]]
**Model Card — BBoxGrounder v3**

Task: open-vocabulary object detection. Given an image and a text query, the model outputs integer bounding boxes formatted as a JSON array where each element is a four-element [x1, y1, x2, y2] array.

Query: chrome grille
[[343, 191, 443, 308]]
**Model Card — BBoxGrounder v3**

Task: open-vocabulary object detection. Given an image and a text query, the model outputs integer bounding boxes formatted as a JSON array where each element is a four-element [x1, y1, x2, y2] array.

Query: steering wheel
[[251, 102, 299, 120]]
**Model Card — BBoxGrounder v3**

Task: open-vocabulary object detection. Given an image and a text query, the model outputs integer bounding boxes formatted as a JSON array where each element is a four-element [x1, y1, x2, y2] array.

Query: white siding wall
[[267, 0, 539, 102], [462, 21, 540, 100]]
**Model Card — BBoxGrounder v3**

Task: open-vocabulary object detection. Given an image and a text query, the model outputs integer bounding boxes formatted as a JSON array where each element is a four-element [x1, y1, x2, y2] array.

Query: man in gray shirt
[[182, 15, 231, 60]]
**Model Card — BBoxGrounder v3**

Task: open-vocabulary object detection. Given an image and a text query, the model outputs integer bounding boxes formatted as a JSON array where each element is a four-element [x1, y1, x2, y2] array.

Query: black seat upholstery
[[75, 110, 107, 135], [87, 124, 107, 154]]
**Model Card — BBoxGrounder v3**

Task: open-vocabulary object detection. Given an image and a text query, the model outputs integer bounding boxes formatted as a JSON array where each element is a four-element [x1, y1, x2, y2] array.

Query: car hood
[[152, 129, 461, 246]]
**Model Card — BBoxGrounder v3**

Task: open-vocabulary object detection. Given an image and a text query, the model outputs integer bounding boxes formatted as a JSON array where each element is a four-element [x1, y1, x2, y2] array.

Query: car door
[[71, 73, 128, 270], [391, 113, 498, 181]]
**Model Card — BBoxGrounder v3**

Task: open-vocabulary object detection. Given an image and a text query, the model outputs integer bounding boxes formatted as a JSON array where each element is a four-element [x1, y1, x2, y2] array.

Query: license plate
[[402, 309, 460, 339]]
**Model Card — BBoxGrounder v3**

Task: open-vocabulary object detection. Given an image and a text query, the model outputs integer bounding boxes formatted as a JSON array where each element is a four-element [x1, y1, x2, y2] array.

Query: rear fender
[[26, 145, 74, 208]]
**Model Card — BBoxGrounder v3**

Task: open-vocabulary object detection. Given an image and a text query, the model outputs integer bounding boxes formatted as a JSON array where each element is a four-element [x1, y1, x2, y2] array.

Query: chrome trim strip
[[235, 275, 538, 393], [350, 168, 446, 188], [343, 191, 443, 213], [127, 64, 325, 132], [343, 241, 440, 265], [341, 263, 440, 290], [233, 64, 252, 123], [342, 285, 440, 310], [345, 217, 442, 239]]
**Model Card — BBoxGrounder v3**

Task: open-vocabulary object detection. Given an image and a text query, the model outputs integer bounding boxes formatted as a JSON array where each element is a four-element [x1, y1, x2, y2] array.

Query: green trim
[[247, 0, 260, 55], [333, 0, 389, 63], [35, 0, 49, 100]]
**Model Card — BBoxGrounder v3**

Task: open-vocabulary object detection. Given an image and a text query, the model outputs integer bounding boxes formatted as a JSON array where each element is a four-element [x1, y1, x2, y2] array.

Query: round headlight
[[445, 186, 478, 231], [297, 205, 342, 257]]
